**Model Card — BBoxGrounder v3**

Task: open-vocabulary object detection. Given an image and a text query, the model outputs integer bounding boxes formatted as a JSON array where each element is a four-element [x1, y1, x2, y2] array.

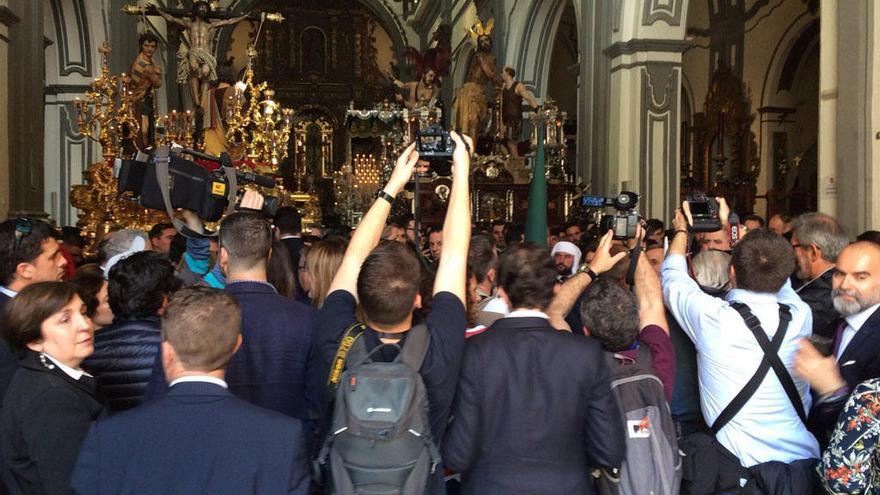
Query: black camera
[[582, 191, 641, 240], [686, 193, 721, 232], [416, 124, 454, 176], [116, 146, 279, 222]]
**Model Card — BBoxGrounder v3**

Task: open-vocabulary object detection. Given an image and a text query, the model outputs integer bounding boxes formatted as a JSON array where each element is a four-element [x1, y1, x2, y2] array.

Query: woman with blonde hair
[[305, 236, 347, 308]]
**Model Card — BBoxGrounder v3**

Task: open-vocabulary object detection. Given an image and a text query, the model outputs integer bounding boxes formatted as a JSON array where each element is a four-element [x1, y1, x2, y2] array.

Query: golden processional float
[[72, 42, 319, 249], [70, 42, 169, 249]]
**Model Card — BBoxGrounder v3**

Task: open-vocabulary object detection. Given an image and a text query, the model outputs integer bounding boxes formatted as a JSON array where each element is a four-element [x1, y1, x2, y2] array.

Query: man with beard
[[790, 213, 849, 338], [453, 18, 501, 151], [550, 241, 581, 283], [796, 241, 880, 446], [390, 68, 440, 110]]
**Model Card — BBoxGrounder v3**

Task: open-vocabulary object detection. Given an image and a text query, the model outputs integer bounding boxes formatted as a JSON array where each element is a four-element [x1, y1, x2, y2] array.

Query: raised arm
[[210, 14, 250, 28], [156, 8, 189, 28], [516, 83, 539, 109], [327, 143, 420, 298], [634, 250, 668, 333], [547, 230, 626, 330], [432, 132, 472, 303]]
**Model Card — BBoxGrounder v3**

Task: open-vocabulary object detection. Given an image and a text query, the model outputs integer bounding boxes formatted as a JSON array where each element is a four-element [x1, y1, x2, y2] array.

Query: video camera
[[685, 192, 722, 232], [116, 145, 279, 223], [581, 191, 641, 240], [416, 124, 454, 176]]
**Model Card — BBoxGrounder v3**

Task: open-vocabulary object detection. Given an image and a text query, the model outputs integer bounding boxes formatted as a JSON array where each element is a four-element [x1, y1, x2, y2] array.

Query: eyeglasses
[[12, 217, 32, 260]]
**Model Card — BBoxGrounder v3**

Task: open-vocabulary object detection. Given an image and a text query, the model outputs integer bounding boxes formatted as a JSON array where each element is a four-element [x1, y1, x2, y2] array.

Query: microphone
[[237, 170, 276, 188]]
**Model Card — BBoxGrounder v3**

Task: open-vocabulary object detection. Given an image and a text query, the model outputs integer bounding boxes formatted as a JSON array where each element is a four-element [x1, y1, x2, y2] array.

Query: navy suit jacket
[[0, 294, 20, 407], [810, 307, 880, 444], [442, 317, 625, 495], [70, 381, 309, 495]]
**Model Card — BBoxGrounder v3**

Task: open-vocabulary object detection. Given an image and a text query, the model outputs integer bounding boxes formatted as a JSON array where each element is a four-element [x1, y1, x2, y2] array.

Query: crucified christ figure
[[155, 1, 248, 110]]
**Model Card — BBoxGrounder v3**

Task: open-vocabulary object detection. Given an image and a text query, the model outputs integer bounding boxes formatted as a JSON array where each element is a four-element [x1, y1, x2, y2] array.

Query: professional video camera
[[685, 192, 722, 232], [116, 145, 279, 224], [416, 124, 455, 176], [581, 191, 641, 240]]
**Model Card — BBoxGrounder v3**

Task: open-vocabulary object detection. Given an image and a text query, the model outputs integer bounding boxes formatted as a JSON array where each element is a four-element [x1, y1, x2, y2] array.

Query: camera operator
[[695, 196, 732, 252], [663, 207, 819, 491]]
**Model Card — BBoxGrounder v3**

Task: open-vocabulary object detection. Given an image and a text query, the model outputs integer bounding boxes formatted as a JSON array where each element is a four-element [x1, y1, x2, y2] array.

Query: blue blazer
[[70, 381, 309, 495]]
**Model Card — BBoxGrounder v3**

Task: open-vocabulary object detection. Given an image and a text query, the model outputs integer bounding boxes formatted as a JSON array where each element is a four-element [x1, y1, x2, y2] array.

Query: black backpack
[[595, 346, 682, 495], [316, 323, 440, 495]]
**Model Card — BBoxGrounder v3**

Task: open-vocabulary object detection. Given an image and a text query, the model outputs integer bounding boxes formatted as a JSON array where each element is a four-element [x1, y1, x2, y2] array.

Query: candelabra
[[70, 42, 167, 252], [72, 42, 140, 159], [225, 48, 293, 172], [530, 98, 569, 182], [158, 110, 195, 148]]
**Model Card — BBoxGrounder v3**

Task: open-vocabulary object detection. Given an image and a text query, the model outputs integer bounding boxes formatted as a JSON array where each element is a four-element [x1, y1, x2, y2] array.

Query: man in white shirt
[[662, 210, 819, 467], [795, 241, 880, 445]]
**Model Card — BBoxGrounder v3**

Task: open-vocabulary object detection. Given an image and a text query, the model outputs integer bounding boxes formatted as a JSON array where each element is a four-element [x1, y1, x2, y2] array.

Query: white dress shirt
[[505, 309, 549, 319], [42, 353, 91, 381], [662, 254, 820, 467], [168, 375, 229, 389], [837, 303, 880, 359], [0, 286, 17, 299]]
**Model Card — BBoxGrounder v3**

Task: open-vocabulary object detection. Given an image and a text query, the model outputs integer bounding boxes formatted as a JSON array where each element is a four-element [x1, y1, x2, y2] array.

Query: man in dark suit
[[790, 213, 848, 338], [146, 212, 316, 432], [796, 241, 880, 445], [442, 243, 625, 495], [70, 287, 309, 494]]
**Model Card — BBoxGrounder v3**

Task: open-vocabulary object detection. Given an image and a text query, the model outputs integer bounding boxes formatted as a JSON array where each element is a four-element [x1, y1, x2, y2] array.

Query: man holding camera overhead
[[662, 204, 819, 491]]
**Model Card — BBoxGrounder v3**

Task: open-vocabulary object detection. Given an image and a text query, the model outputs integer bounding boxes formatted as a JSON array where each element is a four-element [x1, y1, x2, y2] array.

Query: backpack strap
[[327, 323, 367, 389], [711, 302, 800, 434], [398, 323, 430, 370]]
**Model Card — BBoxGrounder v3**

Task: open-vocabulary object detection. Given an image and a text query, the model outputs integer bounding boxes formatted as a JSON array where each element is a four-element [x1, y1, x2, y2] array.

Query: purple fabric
[[618, 324, 676, 402]]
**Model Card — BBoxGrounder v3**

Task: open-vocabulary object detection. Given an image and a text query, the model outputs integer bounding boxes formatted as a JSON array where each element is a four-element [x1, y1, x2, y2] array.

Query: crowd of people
[[1, 133, 879, 494]]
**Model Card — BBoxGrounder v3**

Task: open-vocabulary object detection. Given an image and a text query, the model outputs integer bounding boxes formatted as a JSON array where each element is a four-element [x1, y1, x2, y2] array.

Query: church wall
[[0, 0, 12, 220], [682, 0, 819, 218]]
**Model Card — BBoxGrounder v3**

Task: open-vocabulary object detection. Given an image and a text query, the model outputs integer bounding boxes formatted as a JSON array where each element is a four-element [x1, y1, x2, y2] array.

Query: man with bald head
[[796, 240, 880, 446]]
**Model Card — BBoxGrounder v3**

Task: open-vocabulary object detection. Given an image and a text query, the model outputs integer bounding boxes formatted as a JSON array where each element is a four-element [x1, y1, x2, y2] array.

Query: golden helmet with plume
[[468, 17, 495, 43]]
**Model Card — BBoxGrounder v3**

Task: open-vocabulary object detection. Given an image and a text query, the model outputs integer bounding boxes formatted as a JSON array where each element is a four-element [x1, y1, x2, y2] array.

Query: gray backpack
[[596, 347, 682, 495], [317, 323, 440, 495]]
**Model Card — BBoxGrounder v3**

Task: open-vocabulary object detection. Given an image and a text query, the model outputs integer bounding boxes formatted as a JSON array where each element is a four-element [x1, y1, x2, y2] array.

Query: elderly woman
[[0, 282, 107, 494]]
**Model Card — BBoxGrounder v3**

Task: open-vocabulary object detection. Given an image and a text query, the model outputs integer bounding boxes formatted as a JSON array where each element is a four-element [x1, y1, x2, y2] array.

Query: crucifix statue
[[124, 1, 260, 111]]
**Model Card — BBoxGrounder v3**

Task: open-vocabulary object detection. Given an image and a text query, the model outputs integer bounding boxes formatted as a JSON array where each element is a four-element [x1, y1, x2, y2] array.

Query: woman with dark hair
[[0, 281, 107, 494], [70, 264, 113, 329], [267, 240, 296, 298], [82, 251, 181, 411]]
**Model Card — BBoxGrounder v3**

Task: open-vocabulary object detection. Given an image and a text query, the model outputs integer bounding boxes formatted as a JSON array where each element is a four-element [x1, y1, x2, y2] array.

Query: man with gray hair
[[790, 212, 849, 338]]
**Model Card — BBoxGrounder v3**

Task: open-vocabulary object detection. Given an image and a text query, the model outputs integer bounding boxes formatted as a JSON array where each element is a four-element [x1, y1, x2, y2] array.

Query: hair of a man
[[0, 219, 59, 286], [138, 31, 159, 48], [731, 228, 795, 293], [273, 206, 302, 235], [219, 212, 272, 271], [357, 240, 421, 326], [467, 234, 497, 284], [149, 223, 175, 240], [495, 242, 557, 310], [742, 214, 765, 228], [162, 286, 241, 372], [691, 249, 732, 291], [3, 281, 78, 355], [503, 66, 516, 78], [108, 251, 181, 319], [791, 212, 850, 263], [99, 229, 149, 265], [580, 277, 640, 352]]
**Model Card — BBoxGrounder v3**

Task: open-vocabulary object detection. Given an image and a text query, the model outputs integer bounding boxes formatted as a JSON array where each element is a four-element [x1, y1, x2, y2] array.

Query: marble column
[[817, 0, 838, 217], [6, 0, 46, 218]]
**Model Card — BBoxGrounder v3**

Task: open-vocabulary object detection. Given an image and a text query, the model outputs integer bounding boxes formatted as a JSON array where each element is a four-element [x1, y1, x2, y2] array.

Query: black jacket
[[810, 306, 880, 446], [0, 294, 20, 409], [442, 317, 625, 495], [0, 351, 106, 494], [796, 268, 840, 338], [82, 316, 161, 411]]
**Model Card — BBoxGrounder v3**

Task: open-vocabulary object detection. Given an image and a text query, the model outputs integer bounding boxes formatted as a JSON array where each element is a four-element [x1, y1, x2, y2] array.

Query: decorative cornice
[[44, 84, 91, 96], [409, 0, 443, 40], [0, 6, 20, 27], [604, 39, 690, 58]]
